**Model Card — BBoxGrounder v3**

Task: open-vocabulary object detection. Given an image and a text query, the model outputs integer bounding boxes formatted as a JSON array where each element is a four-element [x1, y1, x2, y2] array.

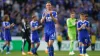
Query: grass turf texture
[[0, 51, 100, 56]]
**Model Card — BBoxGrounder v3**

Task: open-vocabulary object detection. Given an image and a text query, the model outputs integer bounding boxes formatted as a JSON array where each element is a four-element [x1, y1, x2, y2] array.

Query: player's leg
[[26, 38, 32, 54], [48, 40, 54, 56], [34, 42, 40, 55], [48, 33, 55, 56], [84, 37, 91, 56], [2, 41, 7, 50], [26, 38, 31, 51], [84, 44, 90, 56], [30, 34, 35, 54], [1, 34, 7, 51], [21, 38, 26, 55], [79, 42, 85, 56], [22, 38, 26, 51], [6, 41, 10, 54], [32, 38, 40, 55], [0, 41, 7, 53], [45, 33, 49, 54], [69, 34, 74, 52], [45, 33, 54, 56], [31, 42, 35, 54], [30, 35, 37, 55], [69, 40, 74, 55], [6, 36, 11, 54], [79, 37, 85, 56], [85, 37, 91, 49], [69, 34, 76, 55], [0, 35, 7, 53]]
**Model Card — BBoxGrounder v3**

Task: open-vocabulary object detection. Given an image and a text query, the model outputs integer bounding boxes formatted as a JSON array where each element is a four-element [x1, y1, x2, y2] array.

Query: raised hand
[[81, 24, 86, 29], [38, 25, 42, 29], [50, 11, 53, 16], [44, 11, 49, 17], [11, 23, 15, 27]]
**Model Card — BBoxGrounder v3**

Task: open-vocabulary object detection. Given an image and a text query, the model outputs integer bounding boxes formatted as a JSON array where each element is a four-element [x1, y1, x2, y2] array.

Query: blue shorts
[[30, 34, 40, 44], [45, 32, 56, 42], [3, 33, 11, 41], [78, 36, 91, 44]]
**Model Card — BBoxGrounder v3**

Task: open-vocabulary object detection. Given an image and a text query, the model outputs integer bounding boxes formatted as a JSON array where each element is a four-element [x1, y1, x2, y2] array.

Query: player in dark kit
[[21, 17, 31, 55]]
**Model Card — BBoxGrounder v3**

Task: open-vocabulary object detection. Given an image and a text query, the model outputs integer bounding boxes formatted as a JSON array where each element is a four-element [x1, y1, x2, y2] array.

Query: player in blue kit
[[41, 2, 58, 56], [77, 13, 91, 56], [0, 14, 14, 54], [30, 15, 42, 56]]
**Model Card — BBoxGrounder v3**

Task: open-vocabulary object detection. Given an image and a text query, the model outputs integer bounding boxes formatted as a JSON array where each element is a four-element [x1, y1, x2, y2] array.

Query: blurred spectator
[[13, 1, 20, 12], [91, 33, 96, 51], [55, 24, 63, 51]]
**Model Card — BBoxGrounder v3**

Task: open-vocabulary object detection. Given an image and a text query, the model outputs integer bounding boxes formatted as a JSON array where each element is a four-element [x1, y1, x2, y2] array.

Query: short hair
[[46, 1, 51, 4], [46, 1, 52, 5], [32, 15, 36, 19], [85, 14, 88, 17], [70, 12, 75, 14], [80, 13, 85, 16], [2, 15, 9, 21]]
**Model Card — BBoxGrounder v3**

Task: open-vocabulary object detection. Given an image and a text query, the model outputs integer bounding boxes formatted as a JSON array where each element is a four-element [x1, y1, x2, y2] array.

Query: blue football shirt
[[77, 20, 90, 38], [42, 11, 57, 34], [30, 21, 39, 38], [2, 21, 11, 41]]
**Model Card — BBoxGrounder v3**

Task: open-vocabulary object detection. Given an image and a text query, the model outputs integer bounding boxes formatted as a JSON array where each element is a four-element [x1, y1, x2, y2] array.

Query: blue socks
[[85, 45, 89, 49], [48, 46, 54, 56], [34, 47, 38, 53], [79, 44, 89, 54], [82, 46, 85, 54], [6, 46, 10, 52], [3, 45, 10, 52], [84, 45, 89, 54], [79, 46, 82, 54], [31, 48, 35, 53], [3, 45, 6, 50], [51, 46, 54, 56], [31, 47, 38, 54], [79, 46, 85, 54], [84, 47, 86, 54]]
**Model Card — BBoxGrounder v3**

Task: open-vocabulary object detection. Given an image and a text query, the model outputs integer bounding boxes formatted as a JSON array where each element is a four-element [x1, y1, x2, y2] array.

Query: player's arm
[[77, 26, 83, 31], [5, 23, 14, 29], [3, 22, 10, 29], [41, 16, 46, 23], [21, 21, 25, 32], [41, 12, 47, 23], [50, 11, 58, 23], [77, 22, 83, 31], [32, 25, 42, 31], [66, 19, 76, 28], [10, 23, 15, 27], [85, 21, 90, 31], [4, 26, 10, 29], [86, 27, 90, 31]]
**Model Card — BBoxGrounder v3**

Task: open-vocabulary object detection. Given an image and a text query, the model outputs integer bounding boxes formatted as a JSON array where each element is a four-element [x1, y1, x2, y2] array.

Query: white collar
[[80, 20, 86, 23], [32, 20, 37, 23]]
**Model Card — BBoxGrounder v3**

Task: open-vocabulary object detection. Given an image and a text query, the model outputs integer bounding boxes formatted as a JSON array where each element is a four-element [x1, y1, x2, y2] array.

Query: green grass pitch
[[0, 51, 100, 56]]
